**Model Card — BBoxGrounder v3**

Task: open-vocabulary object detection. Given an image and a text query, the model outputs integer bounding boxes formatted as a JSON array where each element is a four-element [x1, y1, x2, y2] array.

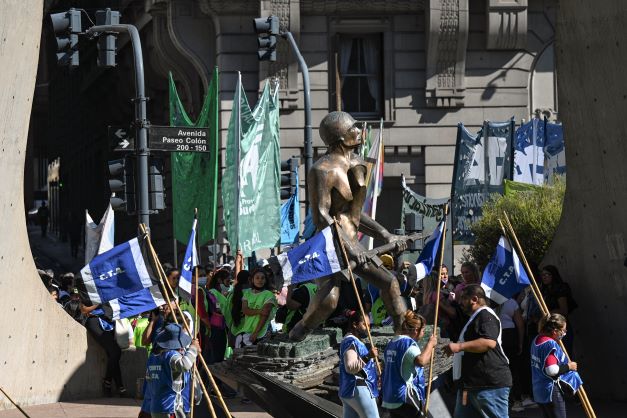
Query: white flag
[[85, 203, 115, 264]]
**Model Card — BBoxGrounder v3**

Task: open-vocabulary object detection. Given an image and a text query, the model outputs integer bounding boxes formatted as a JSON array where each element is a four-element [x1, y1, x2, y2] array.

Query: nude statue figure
[[289, 111, 408, 341]]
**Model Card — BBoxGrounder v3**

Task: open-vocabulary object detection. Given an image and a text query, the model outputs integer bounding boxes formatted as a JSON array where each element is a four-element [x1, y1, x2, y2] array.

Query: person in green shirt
[[241, 268, 277, 344]]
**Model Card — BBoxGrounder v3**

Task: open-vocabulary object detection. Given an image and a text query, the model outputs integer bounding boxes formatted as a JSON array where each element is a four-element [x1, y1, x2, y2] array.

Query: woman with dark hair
[[240, 268, 277, 345], [531, 313, 582, 418], [206, 269, 229, 363], [382, 310, 437, 417], [338, 310, 380, 418], [225, 269, 250, 348], [452, 262, 481, 299], [540, 265, 576, 354]]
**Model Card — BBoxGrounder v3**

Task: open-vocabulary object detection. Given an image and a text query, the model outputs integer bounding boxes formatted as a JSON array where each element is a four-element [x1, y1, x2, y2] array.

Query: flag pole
[[332, 218, 382, 375], [139, 224, 228, 418], [0, 386, 31, 418], [191, 210, 199, 418], [424, 205, 448, 415], [501, 213, 596, 418]]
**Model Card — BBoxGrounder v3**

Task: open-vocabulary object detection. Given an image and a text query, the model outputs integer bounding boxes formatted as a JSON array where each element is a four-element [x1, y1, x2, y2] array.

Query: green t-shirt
[[241, 289, 277, 338], [224, 288, 251, 336], [132, 317, 151, 354]]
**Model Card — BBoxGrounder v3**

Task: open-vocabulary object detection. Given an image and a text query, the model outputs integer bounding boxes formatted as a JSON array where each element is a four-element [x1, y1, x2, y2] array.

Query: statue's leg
[[288, 275, 340, 342], [355, 262, 407, 332]]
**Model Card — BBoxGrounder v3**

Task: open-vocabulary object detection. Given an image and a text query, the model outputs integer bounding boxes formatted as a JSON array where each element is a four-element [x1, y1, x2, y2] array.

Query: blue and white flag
[[280, 170, 300, 245], [414, 221, 445, 280], [78, 237, 157, 305], [268, 226, 342, 286], [93, 285, 166, 320], [179, 217, 198, 299], [481, 236, 531, 304]]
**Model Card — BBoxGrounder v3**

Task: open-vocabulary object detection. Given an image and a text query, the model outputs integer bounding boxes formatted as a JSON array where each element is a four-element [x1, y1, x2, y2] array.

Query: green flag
[[222, 75, 281, 256], [169, 67, 219, 245]]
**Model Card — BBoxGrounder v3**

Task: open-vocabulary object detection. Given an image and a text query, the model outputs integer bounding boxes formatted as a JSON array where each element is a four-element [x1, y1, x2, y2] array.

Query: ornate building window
[[329, 18, 394, 122], [336, 34, 382, 119]]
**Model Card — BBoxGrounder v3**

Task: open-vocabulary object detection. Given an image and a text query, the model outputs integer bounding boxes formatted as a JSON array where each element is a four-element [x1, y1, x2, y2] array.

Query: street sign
[[108, 125, 135, 152], [148, 126, 210, 153]]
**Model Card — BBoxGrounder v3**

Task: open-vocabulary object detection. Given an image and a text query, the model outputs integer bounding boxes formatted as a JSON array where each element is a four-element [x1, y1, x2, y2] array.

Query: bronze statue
[[289, 111, 408, 341]]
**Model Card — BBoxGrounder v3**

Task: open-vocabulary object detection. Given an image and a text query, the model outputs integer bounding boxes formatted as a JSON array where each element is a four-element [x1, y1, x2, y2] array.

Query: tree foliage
[[466, 178, 566, 270]]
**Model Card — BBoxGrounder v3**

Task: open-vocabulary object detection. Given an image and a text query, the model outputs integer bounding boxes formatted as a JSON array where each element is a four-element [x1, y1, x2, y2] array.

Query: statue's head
[[319, 111, 361, 148]]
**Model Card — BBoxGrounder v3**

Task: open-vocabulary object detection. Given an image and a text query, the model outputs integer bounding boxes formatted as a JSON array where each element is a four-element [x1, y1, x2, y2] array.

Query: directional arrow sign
[[115, 128, 127, 139], [108, 125, 135, 152], [148, 126, 210, 153]]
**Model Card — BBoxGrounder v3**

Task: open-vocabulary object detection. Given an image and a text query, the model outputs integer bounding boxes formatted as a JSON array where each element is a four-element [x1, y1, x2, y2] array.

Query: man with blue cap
[[145, 323, 201, 418]]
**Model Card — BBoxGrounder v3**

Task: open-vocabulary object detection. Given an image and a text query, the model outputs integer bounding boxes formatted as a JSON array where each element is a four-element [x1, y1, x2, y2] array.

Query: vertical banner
[[170, 67, 219, 245], [360, 119, 384, 249], [222, 78, 281, 256], [513, 117, 566, 186], [514, 118, 545, 185], [451, 120, 515, 244]]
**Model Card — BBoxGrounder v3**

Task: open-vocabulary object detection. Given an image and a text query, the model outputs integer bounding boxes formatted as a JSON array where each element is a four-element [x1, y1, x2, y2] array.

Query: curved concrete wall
[[545, 0, 627, 400], [0, 1, 106, 409]]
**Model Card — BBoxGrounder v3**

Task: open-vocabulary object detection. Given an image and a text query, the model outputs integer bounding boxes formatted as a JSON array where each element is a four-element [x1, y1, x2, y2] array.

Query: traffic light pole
[[282, 32, 312, 213], [87, 24, 150, 231]]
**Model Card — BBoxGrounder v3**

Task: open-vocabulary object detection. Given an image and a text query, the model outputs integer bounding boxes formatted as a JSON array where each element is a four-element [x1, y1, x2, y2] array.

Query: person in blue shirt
[[382, 310, 437, 417], [339, 310, 380, 418], [531, 313, 582, 418], [145, 323, 201, 418]]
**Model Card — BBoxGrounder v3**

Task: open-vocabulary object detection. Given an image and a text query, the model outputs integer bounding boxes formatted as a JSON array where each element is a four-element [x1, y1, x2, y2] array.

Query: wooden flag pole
[[501, 213, 596, 418], [424, 205, 448, 416], [0, 386, 31, 418], [140, 224, 230, 418], [333, 218, 382, 375]]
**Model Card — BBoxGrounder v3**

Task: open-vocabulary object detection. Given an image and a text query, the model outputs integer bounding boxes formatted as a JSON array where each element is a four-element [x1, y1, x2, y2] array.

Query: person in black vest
[[445, 284, 512, 418]]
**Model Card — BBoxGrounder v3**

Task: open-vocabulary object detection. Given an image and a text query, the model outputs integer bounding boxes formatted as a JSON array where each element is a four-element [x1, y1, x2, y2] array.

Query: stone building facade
[[29, 0, 558, 261]]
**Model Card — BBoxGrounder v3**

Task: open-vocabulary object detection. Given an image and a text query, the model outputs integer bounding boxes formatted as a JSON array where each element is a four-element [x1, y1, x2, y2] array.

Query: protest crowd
[[39, 236, 582, 418]]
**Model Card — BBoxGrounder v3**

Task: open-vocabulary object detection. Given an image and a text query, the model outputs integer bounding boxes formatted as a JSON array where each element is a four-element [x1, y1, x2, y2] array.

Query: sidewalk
[[27, 224, 84, 275], [0, 396, 270, 418]]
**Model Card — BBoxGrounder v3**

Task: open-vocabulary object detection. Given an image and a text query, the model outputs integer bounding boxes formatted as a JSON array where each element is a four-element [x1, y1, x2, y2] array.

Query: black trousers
[[85, 317, 123, 387]]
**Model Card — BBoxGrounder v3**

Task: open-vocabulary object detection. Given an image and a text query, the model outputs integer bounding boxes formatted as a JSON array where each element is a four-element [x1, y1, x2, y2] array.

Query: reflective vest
[[368, 284, 387, 326], [240, 289, 277, 338], [531, 336, 583, 403], [146, 350, 191, 413], [382, 335, 424, 406], [339, 334, 379, 399]]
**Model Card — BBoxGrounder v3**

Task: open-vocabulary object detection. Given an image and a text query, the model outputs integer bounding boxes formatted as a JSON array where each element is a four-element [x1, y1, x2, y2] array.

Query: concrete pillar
[[0, 1, 105, 409], [545, 0, 627, 400]]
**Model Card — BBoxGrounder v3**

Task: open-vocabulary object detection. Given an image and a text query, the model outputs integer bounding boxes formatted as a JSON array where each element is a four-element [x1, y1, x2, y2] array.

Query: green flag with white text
[[170, 67, 219, 245], [222, 75, 281, 256]]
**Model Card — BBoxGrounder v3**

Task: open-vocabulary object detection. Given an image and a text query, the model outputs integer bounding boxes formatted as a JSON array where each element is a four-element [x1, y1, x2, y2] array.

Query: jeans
[[454, 387, 510, 418], [341, 385, 380, 418], [538, 387, 567, 418]]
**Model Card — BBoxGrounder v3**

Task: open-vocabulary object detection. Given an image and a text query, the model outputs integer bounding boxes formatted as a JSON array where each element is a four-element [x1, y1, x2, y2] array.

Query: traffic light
[[253, 16, 279, 61], [108, 156, 135, 213], [404, 213, 424, 252], [149, 157, 165, 211], [280, 157, 299, 200], [95, 8, 120, 67], [50, 8, 81, 67]]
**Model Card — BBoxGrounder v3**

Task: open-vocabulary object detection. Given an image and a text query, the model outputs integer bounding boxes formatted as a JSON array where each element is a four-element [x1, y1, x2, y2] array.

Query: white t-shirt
[[498, 298, 518, 329]]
